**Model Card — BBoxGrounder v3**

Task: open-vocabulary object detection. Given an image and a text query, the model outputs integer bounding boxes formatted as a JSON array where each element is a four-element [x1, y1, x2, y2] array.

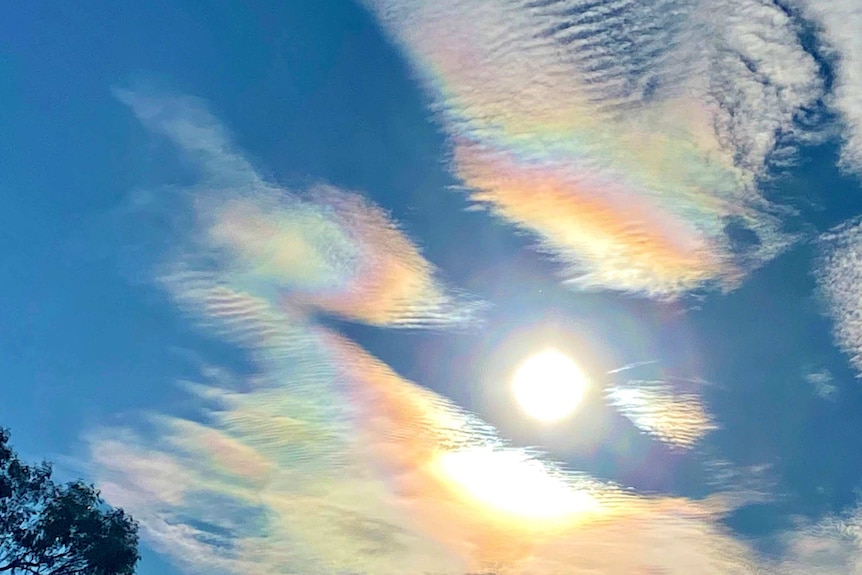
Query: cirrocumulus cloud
[[87, 89, 791, 575], [818, 218, 862, 376], [361, 0, 826, 296], [89, 286, 768, 575], [606, 377, 717, 448], [115, 88, 477, 328]]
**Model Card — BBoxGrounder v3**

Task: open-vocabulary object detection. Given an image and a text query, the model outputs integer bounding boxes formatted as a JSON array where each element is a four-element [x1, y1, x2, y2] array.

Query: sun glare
[[512, 349, 587, 423], [435, 447, 598, 521]]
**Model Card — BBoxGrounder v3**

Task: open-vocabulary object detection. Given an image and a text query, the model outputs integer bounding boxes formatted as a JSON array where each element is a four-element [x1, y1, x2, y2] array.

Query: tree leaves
[[0, 429, 139, 575]]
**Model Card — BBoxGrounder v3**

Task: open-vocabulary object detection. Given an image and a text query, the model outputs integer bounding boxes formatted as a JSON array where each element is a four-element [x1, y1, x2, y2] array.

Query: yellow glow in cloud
[[202, 186, 457, 326], [433, 447, 598, 520], [362, 0, 819, 296], [455, 143, 736, 295], [119, 90, 476, 328], [91, 88, 782, 575], [207, 196, 350, 291], [319, 334, 766, 573], [89, 359, 765, 575]]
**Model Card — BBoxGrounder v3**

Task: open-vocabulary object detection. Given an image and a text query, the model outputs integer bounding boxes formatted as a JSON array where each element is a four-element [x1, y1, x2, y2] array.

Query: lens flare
[[433, 447, 599, 520]]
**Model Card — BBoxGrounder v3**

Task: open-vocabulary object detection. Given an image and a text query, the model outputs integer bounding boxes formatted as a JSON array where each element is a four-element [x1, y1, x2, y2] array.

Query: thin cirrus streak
[[361, 0, 824, 296], [605, 378, 718, 448], [117, 89, 478, 329]]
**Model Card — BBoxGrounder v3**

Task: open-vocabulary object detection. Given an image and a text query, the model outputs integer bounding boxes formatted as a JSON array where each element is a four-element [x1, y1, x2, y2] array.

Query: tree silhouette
[[0, 429, 139, 575]]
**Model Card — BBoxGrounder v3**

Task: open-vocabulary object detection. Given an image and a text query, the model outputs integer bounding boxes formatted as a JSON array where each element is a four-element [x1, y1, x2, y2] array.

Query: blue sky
[[4, 1, 862, 574]]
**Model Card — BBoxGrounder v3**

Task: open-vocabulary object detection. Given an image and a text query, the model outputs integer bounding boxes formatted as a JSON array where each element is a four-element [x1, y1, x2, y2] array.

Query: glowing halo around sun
[[512, 349, 588, 423]]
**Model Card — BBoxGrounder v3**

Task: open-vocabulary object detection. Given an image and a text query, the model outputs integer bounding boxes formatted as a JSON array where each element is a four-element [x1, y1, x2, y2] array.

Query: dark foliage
[[0, 429, 139, 575]]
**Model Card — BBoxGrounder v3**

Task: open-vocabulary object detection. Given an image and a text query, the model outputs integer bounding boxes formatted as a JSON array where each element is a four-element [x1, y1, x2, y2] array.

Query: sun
[[511, 349, 588, 423]]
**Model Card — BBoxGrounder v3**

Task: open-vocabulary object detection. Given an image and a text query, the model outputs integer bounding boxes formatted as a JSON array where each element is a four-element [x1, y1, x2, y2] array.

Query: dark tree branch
[[0, 429, 139, 575]]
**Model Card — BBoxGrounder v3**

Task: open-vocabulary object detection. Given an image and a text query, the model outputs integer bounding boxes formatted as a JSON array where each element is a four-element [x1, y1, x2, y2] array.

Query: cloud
[[116, 89, 478, 328], [817, 219, 862, 376], [605, 377, 717, 448], [772, 502, 862, 574], [803, 367, 838, 400], [91, 88, 856, 575], [90, 319, 770, 574], [796, 0, 862, 173], [361, 0, 824, 296]]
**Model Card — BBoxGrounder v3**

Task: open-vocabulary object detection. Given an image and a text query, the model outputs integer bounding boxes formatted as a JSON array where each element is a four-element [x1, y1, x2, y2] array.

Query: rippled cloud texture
[[115, 89, 474, 329], [606, 377, 717, 448], [360, 0, 842, 296], [83, 91, 805, 574], [797, 0, 862, 173], [818, 219, 862, 376]]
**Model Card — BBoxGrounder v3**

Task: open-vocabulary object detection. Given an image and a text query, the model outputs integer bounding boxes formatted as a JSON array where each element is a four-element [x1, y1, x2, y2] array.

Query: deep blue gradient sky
[[4, 2, 862, 574]]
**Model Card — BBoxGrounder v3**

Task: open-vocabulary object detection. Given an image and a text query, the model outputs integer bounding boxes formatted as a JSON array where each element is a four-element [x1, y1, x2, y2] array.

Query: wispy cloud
[[797, 0, 862, 174], [361, 0, 825, 296], [89, 305, 767, 574], [89, 355, 767, 574], [803, 367, 838, 400], [817, 218, 862, 376], [606, 377, 717, 448], [116, 89, 478, 328], [774, 501, 862, 574], [85, 89, 804, 574]]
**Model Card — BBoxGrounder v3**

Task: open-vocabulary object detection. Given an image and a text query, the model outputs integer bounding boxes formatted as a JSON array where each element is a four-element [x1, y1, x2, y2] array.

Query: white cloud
[[116, 89, 480, 328], [818, 219, 862, 376], [605, 377, 717, 448], [797, 0, 862, 173], [776, 504, 862, 574], [804, 367, 838, 400], [361, 0, 823, 295]]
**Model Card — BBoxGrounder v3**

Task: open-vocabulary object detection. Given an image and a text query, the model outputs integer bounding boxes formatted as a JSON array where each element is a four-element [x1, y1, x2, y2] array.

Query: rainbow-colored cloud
[[116, 89, 476, 328], [606, 377, 717, 448], [90, 285, 762, 575], [88, 89, 808, 575], [361, 0, 823, 296]]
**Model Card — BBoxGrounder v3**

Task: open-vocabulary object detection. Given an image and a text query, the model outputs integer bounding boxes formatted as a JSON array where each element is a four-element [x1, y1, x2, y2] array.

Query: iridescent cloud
[[606, 377, 717, 448], [117, 89, 476, 328], [91, 90, 791, 574], [361, 0, 823, 296], [90, 314, 765, 574], [92, 222, 762, 574]]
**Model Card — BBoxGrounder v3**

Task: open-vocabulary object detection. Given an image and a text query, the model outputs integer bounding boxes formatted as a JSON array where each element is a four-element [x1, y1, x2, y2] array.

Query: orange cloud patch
[[456, 143, 734, 295], [362, 0, 814, 296]]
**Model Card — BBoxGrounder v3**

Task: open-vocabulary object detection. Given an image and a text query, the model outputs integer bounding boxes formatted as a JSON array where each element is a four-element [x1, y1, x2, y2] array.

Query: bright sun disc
[[512, 349, 587, 422]]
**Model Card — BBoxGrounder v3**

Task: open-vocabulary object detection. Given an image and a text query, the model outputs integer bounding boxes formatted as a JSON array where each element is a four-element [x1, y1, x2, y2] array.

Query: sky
[[3, 1, 862, 574]]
